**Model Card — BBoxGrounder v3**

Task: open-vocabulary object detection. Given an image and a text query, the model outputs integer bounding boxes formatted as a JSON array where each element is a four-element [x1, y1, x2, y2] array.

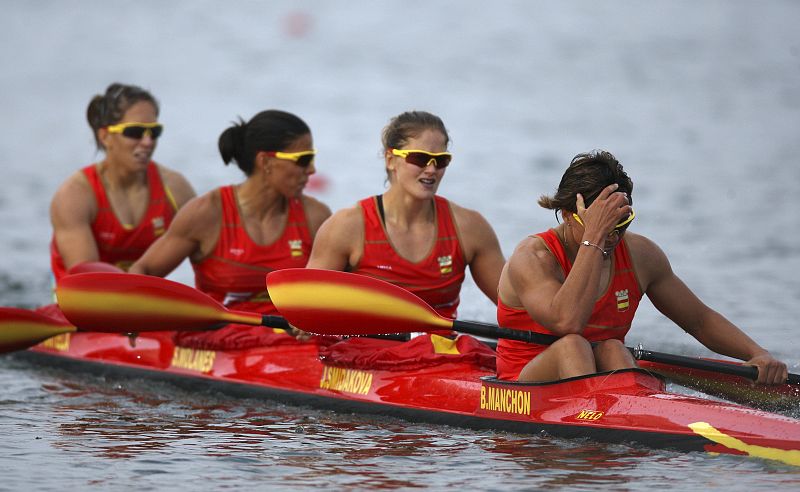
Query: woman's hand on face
[[575, 184, 632, 240]]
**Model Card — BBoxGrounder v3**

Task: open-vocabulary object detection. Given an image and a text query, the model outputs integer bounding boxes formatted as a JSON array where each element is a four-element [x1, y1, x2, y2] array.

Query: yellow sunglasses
[[264, 150, 316, 168], [390, 148, 452, 169], [106, 122, 163, 139], [572, 209, 636, 233]]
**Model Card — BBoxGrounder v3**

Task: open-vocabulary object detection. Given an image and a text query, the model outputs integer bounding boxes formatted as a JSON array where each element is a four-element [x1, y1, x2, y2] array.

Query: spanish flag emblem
[[615, 289, 630, 312]]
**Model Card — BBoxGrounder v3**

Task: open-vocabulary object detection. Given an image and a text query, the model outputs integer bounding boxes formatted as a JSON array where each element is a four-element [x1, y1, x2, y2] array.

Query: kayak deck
[[22, 331, 800, 466]]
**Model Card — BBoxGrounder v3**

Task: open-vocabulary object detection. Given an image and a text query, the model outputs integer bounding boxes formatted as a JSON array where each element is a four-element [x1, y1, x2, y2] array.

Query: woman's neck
[[381, 187, 435, 229], [236, 178, 286, 220], [98, 159, 147, 189]]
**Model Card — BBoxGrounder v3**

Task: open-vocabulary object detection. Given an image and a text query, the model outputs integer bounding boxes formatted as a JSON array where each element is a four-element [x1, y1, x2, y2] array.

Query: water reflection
[[0, 357, 796, 490]]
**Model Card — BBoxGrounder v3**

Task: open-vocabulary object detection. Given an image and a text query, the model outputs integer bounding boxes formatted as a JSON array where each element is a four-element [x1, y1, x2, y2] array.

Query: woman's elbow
[[545, 317, 585, 336]]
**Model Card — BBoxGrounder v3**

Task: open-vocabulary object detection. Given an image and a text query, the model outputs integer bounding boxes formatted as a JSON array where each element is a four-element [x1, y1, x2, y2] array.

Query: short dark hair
[[538, 150, 633, 214]]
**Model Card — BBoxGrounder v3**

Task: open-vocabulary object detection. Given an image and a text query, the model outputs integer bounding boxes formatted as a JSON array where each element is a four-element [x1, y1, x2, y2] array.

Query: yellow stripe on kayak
[[689, 421, 800, 466]]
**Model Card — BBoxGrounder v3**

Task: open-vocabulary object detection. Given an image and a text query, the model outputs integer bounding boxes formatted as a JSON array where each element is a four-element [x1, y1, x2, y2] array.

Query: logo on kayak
[[319, 366, 373, 395], [575, 410, 604, 421], [615, 289, 629, 312], [438, 255, 453, 275], [480, 384, 531, 416], [171, 347, 216, 373], [152, 216, 166, 236], [40, 332, 70, 351], [289, 239, 304, 258]]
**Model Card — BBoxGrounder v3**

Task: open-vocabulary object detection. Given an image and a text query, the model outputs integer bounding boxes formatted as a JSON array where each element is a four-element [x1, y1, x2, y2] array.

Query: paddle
[[266, 268, 800, 385], [0, 273, 293, 354], [56, 272, 290, 332], [0, 307, 76, 353]]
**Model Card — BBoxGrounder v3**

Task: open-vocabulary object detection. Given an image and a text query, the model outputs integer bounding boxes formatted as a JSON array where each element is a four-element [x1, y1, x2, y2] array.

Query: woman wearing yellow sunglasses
[[307, 110, 505, 323], [49, 83, 196, 282], [496, 150, 787, 385], [130, 110, 331, 347]]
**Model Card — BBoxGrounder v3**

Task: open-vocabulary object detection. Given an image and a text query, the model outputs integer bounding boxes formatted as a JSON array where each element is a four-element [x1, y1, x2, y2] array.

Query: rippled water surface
[[2, 356, 798, 491], [1, 0, 799, 489]]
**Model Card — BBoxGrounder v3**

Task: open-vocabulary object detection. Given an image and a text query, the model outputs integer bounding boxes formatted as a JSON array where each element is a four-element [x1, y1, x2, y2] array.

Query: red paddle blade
[[57, 273, 262, 332], [0, 307, 76, 353], [266, 269, 453, 335]]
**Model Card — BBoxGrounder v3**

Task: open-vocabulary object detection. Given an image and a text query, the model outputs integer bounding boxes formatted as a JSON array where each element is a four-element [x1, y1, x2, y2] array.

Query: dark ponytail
[[217, 110, 311, 176]]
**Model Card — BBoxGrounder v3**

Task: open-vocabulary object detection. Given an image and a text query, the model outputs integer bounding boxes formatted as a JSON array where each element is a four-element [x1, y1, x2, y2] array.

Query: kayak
[[21, 329, 800, 467]]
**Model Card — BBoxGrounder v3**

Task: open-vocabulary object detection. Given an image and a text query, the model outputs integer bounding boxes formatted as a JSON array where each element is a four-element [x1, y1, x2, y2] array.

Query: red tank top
[[192, 185, 312, 314], [353, 195, 466, 318], [496, 229, 643, 380], [50, 162, 176, 281]]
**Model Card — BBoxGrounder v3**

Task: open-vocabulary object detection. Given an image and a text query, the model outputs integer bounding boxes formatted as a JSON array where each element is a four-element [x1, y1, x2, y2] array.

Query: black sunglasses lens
[[121, 125, 163, 139], [121, 126, 146, 139], [296, 154, 314, 167], [404, 153, 428, 167], [435, 155, 451, 168], [405, 152, 450, 169]]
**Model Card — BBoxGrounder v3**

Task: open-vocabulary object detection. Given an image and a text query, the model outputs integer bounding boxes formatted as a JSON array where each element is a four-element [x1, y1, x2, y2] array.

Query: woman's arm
[[301, 195, 333, 238], [451, 204, 505, 304], [632, 234, 788, 384], [50, 173, 100, 270], [503, 236, 601, 335], [129, 193, 220, 277], [306, 206, 362, 270], [160, 165, 196, 209], [503, 186, 630, 335]]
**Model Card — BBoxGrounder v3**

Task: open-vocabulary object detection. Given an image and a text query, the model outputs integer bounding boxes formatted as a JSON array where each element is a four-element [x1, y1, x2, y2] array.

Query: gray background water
[[1, 0, 799, 489]]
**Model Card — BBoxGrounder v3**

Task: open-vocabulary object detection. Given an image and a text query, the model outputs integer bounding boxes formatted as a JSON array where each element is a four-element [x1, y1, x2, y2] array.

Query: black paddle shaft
[[262, 315, 291, 329], [453, 319, 560, 345], [453, 319, 799, 385], [634, 348, 800, 385]]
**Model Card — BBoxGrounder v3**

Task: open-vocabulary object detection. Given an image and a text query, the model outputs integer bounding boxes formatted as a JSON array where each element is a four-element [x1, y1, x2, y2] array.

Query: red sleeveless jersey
[[192, 185, 312, 315], [50, 162, 177, 281], [352, 195, 466, 318], [496, 229, 643, 380]]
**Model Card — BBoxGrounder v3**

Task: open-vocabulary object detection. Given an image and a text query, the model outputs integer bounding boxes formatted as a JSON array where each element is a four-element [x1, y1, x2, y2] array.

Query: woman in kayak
[[50, 83, 195, 281], [496, 150, 788, 384], [306, 110, 505, 320], [130, 109, 331, 320]]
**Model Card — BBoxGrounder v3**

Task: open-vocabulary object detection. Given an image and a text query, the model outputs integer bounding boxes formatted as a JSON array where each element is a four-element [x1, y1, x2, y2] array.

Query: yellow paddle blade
[[267, 269, 453, 335], [0, 307, 76, 353], [57, 273, 263, 332]]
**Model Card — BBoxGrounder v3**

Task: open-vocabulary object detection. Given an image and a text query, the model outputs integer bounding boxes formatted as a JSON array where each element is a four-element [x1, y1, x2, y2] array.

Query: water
[[1, 0, 799, 489]]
